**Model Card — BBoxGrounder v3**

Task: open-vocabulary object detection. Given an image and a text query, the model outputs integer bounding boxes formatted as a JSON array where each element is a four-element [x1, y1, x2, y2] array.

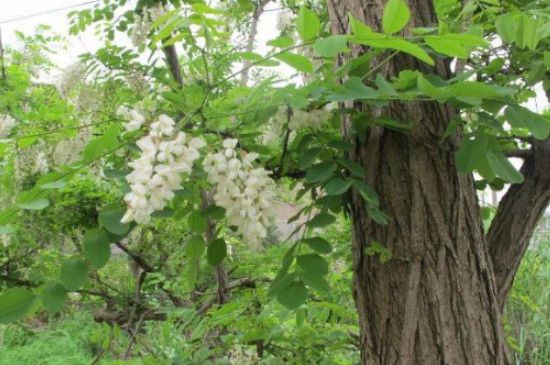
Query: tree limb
[[487, 138, 550, 307], [504, 149, 532, 159], [240, 0, 271, 85], [162, 41, 231, 305]]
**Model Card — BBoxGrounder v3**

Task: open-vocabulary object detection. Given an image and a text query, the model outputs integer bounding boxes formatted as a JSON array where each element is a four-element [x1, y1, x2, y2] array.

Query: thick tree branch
[[488, 138, 550, 307], [162, 42, 231, 304], [504, 149, 532, 159]]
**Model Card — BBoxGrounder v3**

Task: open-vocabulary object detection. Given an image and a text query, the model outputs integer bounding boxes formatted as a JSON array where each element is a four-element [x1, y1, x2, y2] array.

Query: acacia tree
[[0, 0, 549, 363]]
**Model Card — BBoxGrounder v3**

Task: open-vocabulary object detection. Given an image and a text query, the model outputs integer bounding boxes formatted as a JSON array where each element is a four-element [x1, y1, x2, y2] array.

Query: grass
[[505, 235, 550, 364], [0, 236, 548, 364], [0, 311, 98, 365]]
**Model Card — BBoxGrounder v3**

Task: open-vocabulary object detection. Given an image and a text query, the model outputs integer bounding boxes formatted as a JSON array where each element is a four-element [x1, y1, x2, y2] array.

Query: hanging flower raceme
[[130, 4, 168, 48], [203, 139, 276, 247], [0, 114, 17, 138], [121, 114, 205, 224]]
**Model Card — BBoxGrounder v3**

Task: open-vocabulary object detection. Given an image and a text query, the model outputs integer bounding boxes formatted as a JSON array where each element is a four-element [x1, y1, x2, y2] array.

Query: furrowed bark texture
[[488, 138, 550, 309], [328, 0, 509, 363]]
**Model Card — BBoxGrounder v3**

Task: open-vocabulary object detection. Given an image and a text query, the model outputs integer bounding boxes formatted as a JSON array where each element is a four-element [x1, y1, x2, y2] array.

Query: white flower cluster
[[121, 114, 205, 224], [31, 151, 49, 175], [0, 114, 17, 138], [125, 70, 149, 95], [52, 126, 91, 167], [58, 63, 86, 98], [117, 106, 146, 132], [130, 4, 167, 47], [203, 139, 276, 247]]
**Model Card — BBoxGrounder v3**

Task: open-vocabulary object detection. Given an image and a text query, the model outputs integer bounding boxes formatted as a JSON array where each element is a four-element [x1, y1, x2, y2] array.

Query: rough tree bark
[[488, 138, 550, 308], [325, 0, 543, 363]]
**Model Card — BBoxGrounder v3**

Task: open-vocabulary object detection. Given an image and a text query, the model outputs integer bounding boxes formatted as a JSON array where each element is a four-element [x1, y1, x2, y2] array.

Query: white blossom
[[52, 121, 92, 166], [0, 114, 17, 138], [203, 139, 276, 247], [58, 63, 86, 98], [130, 4, 168, 47], [31, 151, 49, 175], [117, 106, 146, 132], [122, 114, 204, 224]]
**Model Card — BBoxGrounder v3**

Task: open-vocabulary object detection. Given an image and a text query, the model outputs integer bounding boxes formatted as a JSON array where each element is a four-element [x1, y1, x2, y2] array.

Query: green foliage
[[0, 0, 549, 361], [59, 257, 89, 291], [0, 288, 37, 324], [382, 0, 411, 34], [83, 228, 112, 269]]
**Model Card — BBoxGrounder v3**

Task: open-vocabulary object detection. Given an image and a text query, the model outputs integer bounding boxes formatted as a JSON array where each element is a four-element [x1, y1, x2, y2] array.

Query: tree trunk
[[327, 0, 509, 363]]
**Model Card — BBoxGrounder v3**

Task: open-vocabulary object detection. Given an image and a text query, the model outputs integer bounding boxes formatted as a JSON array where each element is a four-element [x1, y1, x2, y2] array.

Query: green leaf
[[272, 244, 298, 285], [352, 180, 380, 206], [59, 257, 89, 291], [455, 132, 488, 172], [448, 81, 504, 99], [299, 270, 330, 293], [0, 288, 37, 324], [18, 136, 38, 148], [425, 35, 468, 58], [41, 282, 67, 314], [98, 205, 130, 235], [505, 105, 550, 140], [301, 236, 332, 254], [325, 178, 352, 195], [384, 38, 434, 66], [188, 211, 207, 233], [424, 33, 486, 58], [486, 148, 524, 184], [313, 35, 349, 57], [417, 74, 451, 100], [495, 14, 517, 44], [366, 205, 390, 225], [207, 239, 227, 265], [296, 6, 320, 41], [82, 125, 120, 162], [337, 158, 364, 178], [276, 280, 308, 310], [375, 74, 398, 96], [267, 36, 294, 48], [297, 253, 329, 275], [276, 52, 314, 73], [329, 76, 379, 101], [382, 0, 410, 34], [83, 228, 111, 269], [299, 147, 321, 169], [17, 198, 49, 211], [352, 33, 434, 65], [305, 161, 337, 183], [307, 213, 336, 228], [186, 235, 205, 259]]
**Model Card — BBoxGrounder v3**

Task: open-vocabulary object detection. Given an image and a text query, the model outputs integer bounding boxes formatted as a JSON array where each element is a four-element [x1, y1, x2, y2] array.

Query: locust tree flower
[[121, 114, 204, 224], [0, 114, 17, 138], [130, 4, 168, 47], [117, 106, 146, 132], [203, 139, 276, 247]]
